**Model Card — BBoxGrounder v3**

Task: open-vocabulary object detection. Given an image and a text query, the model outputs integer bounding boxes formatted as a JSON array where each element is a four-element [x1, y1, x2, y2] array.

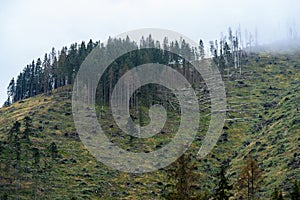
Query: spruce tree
[[271, 187, 279, 200], [199, 39, 205, 60], [23, 116, 33, 140], [238, 156, 263, 200], [49, 142, 58, 160], [7, 78, 15, 104], [22, 116, 33, 179], [164, 153, 201, 200], [272, 187, 284, 200], [291, 180, 300, 200], [32, 147, 40, 199], [214, 165, 233, 200]]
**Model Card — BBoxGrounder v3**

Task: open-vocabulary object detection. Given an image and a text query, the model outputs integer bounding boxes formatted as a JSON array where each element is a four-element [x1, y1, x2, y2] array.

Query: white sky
[[0, 0, 299, 105]]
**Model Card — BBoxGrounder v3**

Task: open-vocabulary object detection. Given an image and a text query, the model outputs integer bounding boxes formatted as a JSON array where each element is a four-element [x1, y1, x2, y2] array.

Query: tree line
[[4, 36, 201, 107], [4, 39, 96, 106], [4, 26, 254, 107]]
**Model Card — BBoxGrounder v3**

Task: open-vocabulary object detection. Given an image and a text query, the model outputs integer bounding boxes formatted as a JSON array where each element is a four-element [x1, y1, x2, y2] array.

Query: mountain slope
[[0, 51, 300, 199]]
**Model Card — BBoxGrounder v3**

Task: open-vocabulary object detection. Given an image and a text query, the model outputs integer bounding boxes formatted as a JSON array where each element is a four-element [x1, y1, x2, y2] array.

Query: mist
[[0, 0, 299, 105]]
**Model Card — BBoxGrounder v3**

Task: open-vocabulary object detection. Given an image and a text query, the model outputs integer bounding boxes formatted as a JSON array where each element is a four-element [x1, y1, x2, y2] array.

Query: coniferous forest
[[1, 26, 300, 199], [4, 29, 246, 107]]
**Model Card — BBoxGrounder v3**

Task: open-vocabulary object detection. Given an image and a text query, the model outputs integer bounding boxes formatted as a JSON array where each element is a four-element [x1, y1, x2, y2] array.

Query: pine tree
[[209, 41, 219, 66], [32, 147, 40, 200], [7, 78, 15, 104], [272, 187, 284, 200], [50, 48, 58, 89], [86, 39, 94, 54], [23, 65, 31, 98], [43, 53, 51, 94], [45, 138, 60, 198], [13, 131, 21, 198], [29, 61, 35, 97], [14, 73, 22, 101], [32, 147, 40, 166], [57, 47, 67, 88], [278, 191, 284, 200], [271, 188, 280, 200], [223, 42, 232, 66], [3, 97, 11, 107], [238, 156, 263, 200], [214, 165, 233, 200], [78, 41, 87, 64], [23, 116, 33, 140], [9, 121, 21, 142], [49, 142, 58, 160], [22, 116, 32, 181], [164, 153, 200, 200], [199, 39, 205, 60], [35, 58, 42, 94], [291, 180, 300, 200]]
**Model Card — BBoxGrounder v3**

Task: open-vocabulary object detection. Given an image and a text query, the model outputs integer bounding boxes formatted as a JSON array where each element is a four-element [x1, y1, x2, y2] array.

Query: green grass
[[0, 51, 300, 199]]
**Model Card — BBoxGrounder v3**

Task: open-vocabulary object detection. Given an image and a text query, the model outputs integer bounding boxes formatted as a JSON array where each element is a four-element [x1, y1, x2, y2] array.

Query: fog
[[0, 0, 299, 105]]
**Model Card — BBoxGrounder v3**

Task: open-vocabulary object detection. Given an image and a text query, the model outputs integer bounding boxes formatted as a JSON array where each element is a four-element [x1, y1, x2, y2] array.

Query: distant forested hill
[[1, 32, 299, 199]]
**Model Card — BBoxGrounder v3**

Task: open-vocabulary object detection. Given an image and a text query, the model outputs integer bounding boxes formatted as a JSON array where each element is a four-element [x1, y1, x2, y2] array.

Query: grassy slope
[[0, 51, 300, 199]]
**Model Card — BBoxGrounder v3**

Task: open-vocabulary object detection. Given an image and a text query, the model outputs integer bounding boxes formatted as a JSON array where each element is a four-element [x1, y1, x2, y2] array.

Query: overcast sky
[[0, 0, 299, 105]]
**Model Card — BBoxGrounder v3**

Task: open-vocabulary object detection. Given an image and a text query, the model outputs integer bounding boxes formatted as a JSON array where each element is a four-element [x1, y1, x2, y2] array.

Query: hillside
[[0, 50, 300, 199]]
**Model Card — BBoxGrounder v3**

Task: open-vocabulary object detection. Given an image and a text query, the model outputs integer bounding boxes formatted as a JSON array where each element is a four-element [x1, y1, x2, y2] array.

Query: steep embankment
[[0, 51, 300, 199]]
